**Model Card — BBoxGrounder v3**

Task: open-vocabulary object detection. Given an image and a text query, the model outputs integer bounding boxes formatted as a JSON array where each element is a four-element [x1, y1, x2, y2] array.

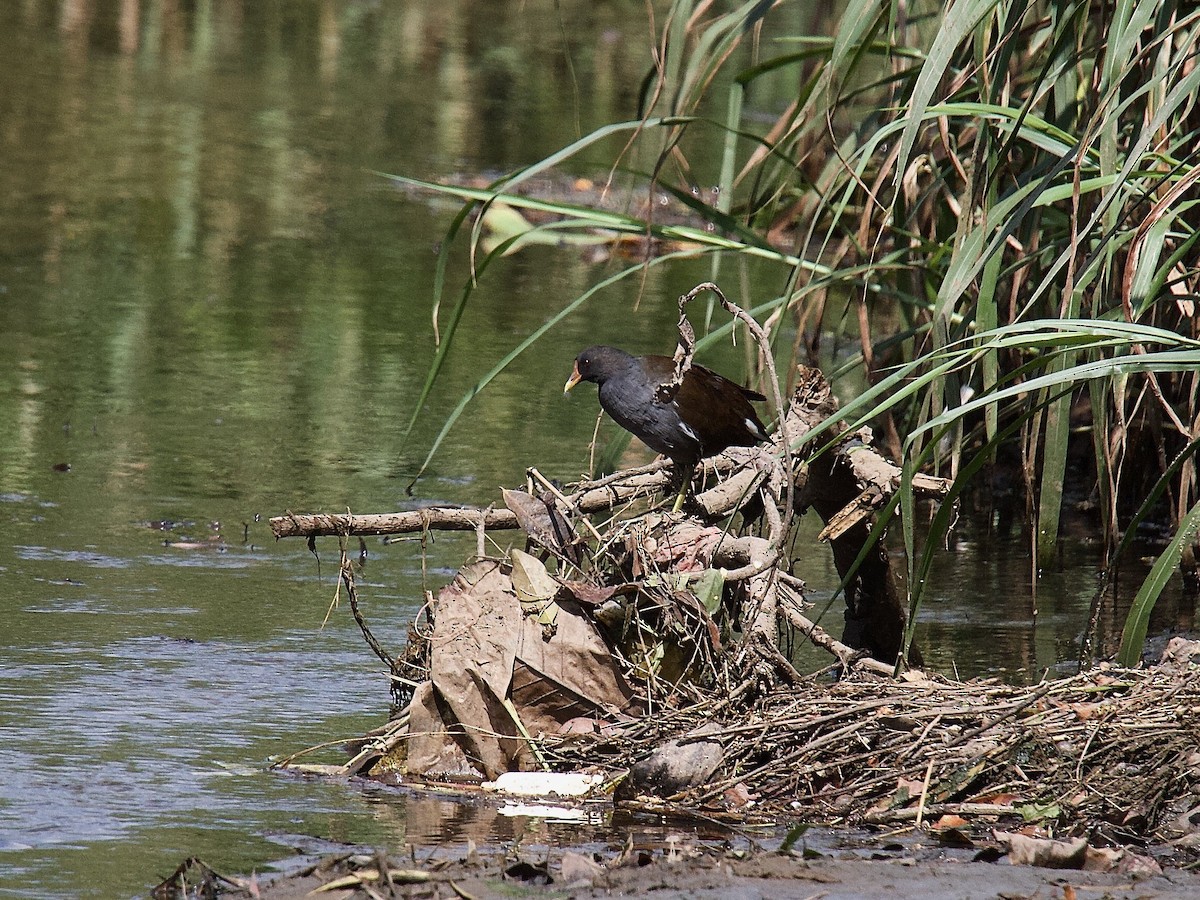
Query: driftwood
[[270, 366, 955, 782], [270, 461, 750, 539]]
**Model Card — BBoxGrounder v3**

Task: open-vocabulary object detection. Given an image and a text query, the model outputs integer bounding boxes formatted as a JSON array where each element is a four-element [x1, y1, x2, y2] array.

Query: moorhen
[[564, 345, 769, 507]]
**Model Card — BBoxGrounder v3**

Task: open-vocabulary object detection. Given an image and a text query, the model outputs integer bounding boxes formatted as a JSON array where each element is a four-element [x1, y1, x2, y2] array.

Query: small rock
[[616, 724, 724, 800]]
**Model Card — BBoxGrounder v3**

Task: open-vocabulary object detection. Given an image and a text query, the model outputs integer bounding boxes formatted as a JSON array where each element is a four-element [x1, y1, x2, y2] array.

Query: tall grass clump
[[396, 0, 1200, 667]]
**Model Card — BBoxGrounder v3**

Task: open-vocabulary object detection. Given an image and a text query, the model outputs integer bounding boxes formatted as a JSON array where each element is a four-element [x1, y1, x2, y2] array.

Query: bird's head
[[564, 345, 626, 395]]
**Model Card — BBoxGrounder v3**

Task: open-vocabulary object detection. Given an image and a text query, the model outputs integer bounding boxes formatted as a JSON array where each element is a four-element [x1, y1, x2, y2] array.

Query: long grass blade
[[1117, 496, 1200, 666]]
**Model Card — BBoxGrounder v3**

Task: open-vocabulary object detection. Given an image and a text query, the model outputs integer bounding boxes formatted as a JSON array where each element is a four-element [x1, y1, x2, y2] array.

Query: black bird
[[564, 345, 769, 505]]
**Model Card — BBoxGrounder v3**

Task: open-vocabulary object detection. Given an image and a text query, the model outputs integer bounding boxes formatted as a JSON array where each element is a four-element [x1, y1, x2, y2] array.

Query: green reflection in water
[[0, 2, 681, 897]]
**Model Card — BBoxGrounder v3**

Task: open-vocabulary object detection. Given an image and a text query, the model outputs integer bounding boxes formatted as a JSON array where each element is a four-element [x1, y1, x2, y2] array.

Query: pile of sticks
[[547, 650, 1200, 843]]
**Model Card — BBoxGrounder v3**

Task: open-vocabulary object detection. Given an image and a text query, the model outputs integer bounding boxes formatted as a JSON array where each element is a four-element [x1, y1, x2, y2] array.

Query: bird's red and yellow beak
[[563, 362, 583, 395]]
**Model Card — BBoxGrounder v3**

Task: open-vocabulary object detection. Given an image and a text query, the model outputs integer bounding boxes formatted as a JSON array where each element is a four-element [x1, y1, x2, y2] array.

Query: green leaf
[[1117, 496, 1200, 667], [1018, 801, 1062, 823], [780, 823, 811, 853], [692, 569, 725, 615]]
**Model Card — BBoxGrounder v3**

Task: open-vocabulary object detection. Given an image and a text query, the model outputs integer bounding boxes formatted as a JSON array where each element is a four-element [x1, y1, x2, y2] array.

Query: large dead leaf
[[414, 562, 524, 778], [405, 681, 478, 778], [408, 559, 637, 780], [510, 596, 637, 740]]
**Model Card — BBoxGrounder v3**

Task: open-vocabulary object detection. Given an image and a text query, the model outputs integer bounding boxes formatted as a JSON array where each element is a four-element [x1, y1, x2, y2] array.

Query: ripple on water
[[14, 546, 131, 568], [0, 629, 383, 853]]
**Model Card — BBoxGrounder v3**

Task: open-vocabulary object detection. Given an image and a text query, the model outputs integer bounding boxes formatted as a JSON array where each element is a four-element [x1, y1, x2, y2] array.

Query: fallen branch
[[271, 467, 729, 541], [777, 592, 894, 677], [271, 507, 519, 539]]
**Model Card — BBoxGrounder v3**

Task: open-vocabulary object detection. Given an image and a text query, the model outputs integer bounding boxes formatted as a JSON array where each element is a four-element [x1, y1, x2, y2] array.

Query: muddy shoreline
[[158, 830, 1200, 899]]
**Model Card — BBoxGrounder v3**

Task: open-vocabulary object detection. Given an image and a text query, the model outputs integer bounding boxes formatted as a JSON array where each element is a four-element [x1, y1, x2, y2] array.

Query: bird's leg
[[670, 463, 695, 514], [670, 481, 688, 514]]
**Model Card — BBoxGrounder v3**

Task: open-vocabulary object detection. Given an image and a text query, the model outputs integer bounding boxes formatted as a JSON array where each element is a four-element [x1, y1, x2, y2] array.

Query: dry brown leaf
[[420, 561, 523, 778], [723, 783, 753, 808], [511, 549, 559, 604], [557, 579, 629, 607], [503, 488, 577, 560], [1068, 701, 1103, 721], [312, 868, 430, 892], [410, 560, 637, 780], [1081, 846, 1122, 872], [931, 814, 969, 831], [510, 548, 560, 637]]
